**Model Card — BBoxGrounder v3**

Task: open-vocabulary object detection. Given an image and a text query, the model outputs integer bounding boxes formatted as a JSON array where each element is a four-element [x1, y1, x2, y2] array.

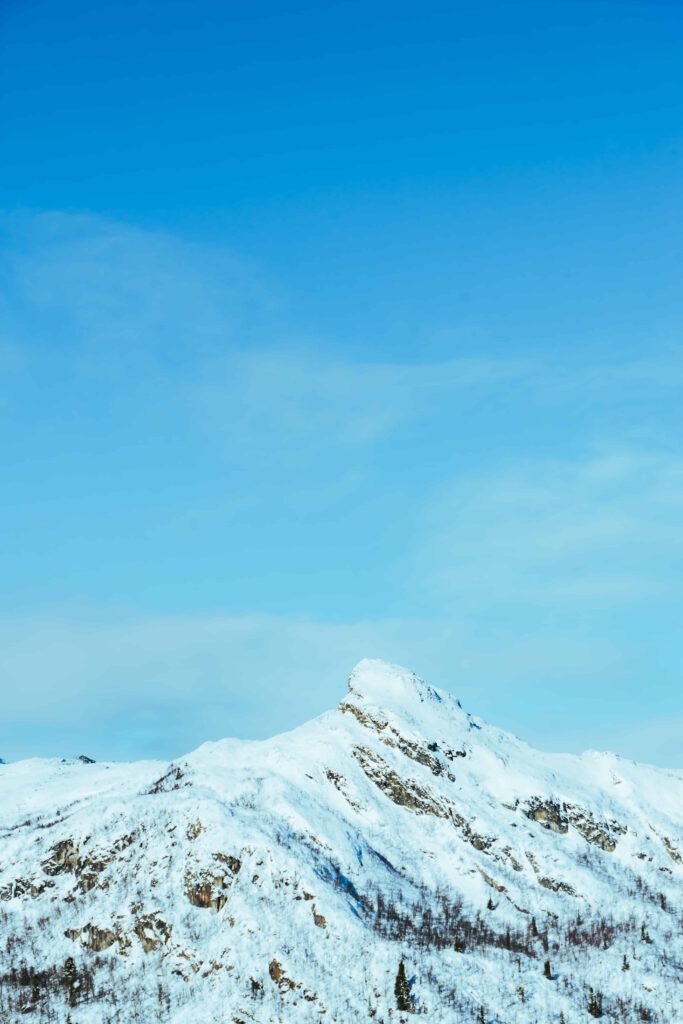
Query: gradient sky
[[1, 0, 682, 766]]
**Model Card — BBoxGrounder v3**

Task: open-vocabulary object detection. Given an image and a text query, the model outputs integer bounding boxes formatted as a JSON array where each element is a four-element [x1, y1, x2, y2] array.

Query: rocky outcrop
[[661, 835, 682, 864], [42, 839, 79, 876], [342, 699, 455, 779], [353, 746, 449, 818], [65, 923, 117, 952], [146, 764, 186, 794], [0, 876, 54, 900], [525, 799, 568, 834], [185, 853, 241, 911], [133, 914, 172, 953], [311, 904, 327, 928], [525, 799, 623, 852], [565, 805, 623, 852], [538, 876, 577, 896]]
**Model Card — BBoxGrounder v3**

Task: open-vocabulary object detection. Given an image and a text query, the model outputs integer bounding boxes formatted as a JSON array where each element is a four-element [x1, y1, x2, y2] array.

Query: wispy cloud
[[187, 349, 528, 468], [1, 208, 529, 482], [1, 608, 679, 767], [419, 448, 683, 609], [3, 208, 680, 471], [1, 210, 682, 770], [1, 209, 267, 356], [0, 611, 457, 761]]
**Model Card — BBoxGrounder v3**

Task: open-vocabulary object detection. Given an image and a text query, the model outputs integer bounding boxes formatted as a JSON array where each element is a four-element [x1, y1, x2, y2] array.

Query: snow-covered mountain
[[1, 659, 681, 1024]]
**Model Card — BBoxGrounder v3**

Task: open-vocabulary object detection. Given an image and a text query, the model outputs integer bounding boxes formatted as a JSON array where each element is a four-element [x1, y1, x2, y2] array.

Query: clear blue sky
[[1, 0, 682, 765]]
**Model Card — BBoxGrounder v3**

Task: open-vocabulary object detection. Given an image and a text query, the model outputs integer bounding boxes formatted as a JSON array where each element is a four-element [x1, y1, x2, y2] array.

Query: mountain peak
[[1, 660, 681, 1024], [348, 657, 420, 698], [346, 658, 447, 721]]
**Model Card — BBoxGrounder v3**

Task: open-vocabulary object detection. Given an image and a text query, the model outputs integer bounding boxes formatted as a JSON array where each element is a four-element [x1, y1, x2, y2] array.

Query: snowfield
[[1, 659, 681, 1023]]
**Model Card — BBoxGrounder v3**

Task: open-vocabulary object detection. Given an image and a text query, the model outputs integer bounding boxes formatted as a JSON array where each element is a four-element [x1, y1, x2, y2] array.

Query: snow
[[1, 659, 681, 1024]]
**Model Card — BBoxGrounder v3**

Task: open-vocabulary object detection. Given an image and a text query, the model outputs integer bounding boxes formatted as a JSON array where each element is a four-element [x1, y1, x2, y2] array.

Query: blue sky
[[1, 0, 682, 765]]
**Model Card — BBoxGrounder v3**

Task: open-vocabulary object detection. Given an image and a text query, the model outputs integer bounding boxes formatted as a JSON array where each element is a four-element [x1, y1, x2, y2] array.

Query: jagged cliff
[[1, 660, 681, 1023]]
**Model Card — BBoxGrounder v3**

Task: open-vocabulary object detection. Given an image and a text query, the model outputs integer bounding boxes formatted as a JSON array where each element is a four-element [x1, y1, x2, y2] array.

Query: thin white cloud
[[0, 609, 679, 768], [187, 349, 528, 465], [4, 207, 680, 470], [1, 209, 527, 459], [1, 210, 681, 770], [0, 611, 458, 761], [419, 448, 683, 609]]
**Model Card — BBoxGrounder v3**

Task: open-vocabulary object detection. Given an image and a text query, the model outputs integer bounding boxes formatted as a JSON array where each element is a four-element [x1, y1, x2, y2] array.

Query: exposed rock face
[[566, 804, 623, 852], [0, 659, 681, 1024], [661, 834, 682, 863], [537, 875, 577, 896], [525, 798, 625, 851], [525, 798, 569, 834], [185, 853, 242, 910], [1, 876, 54, 901], [185, 878, 225, 911], [65, 923, 117, 952], [42, 839, 80, 876], [311, 904, 327, 928], [133, 914, 172, 953], [353, 745, 450, 818]]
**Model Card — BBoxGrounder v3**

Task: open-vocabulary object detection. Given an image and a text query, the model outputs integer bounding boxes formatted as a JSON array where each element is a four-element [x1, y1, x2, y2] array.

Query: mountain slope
[[1, 659, 681, 1023]]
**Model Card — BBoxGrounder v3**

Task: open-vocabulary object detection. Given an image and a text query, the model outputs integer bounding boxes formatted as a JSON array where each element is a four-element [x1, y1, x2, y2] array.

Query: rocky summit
[[1, 659, 681, 1023]]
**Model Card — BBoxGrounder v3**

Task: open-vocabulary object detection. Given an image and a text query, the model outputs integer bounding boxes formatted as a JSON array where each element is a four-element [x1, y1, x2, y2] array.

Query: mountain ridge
[[1, 659, 681, 1023]]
